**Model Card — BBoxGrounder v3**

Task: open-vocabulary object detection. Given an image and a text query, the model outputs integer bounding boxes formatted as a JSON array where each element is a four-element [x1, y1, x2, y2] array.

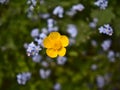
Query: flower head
[[98, 24, 113, 36], [43, 32, 69, 58], [94, 0, 108, 10], [53, 6, 64, 18], [17, 72, 31, 85], [26, 42, 41, 57], [101, 39, 111, 51]]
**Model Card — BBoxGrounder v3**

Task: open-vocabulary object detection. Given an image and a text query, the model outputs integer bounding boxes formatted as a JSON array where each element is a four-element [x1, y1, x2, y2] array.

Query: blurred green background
[[0, 0, 120, 90]]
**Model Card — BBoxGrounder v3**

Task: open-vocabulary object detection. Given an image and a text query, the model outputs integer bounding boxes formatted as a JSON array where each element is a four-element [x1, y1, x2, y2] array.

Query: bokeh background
[[0, 0, 120, 90]]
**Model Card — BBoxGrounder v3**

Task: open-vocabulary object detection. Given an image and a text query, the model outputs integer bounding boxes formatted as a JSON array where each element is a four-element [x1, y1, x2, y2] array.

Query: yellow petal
[[58, 47, 66, 56], [49, 32, 60, 40], [43, 37, 53, 48], [46, 48, 58, 58], [60, 35, 69, 47]]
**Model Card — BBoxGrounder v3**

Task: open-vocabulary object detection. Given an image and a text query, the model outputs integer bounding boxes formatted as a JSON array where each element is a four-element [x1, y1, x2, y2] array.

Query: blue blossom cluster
[[98, 24, 113, 36], [26, 42, 41, 57], [17, 72, 31, 85], [94, 0, 108, 10]]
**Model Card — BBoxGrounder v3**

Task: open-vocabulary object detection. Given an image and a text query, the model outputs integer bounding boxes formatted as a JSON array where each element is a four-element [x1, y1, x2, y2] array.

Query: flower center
[[53, 41, 62, 50]]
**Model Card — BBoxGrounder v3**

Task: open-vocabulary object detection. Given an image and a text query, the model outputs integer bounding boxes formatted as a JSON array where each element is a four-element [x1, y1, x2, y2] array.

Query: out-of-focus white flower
[[116, 52, 120, 58], [89, 22, 97, 28], [35, 38, 43, 45], [98, 24, 113, 36], [41, 61, 49, 67], [27, 0, 31, 4], [39, 33, 47, 39], [57, 56, 67, 65], [0, 0, 8, 4], [32, 55, 42, 63], [29, 5, 34, 11], [31, 0, 37, 6], [107, 50, 115, 62], [39, 13, 50, 19], [101, 39, 111, 51], [91, 40, 97, 47], [27, 11, 33, 18], [93, 18, 98, 23], [67, 24, 78, 38], [47, 18, 56, 28], [33, 31, 47, 46], [17, 72, 31, 85], [26, 42, 41, 56], [94, 0, 108, 10], [48, 26, 59, 32], [91, 64, 97, 70], [69, 38, 76, 45], [53, 6, 64, 18], [41, 28, 48, 34], [39, 0, 45, 4], [46, 18, 59, 32], [66, 9, 76, 16], [72, 4, 85, 11], [31, 28, 39, 38], [66, 4, 84, 17], [104, 73, 112, 83], [96, 75, 105, 88], [23, 43, 28, 49], [39, 69, 51, 79], [53, 83, 61, 90], [89, 18, 98, 28], [27, 0, 37, 6]]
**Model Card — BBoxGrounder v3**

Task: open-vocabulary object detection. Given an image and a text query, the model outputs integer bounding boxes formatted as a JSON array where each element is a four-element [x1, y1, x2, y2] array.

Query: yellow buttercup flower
[[43, 32, 69, 58]]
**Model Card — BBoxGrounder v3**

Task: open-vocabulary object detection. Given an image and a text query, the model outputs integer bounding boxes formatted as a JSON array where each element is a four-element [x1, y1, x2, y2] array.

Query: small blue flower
[[98, 24, 113, 36], [107, 50, 115, 62], [66, 3, 84, 17], [32, 55, 42, 63], [96, 75, 105, 88], [67, 24, 78, 38], [53, 83, 61, 90], [101, 39, 111, 51], [31, 28, 39, 38], [72, 4, 85, 11], [94, 0, 108, 10], [26, 42, 41, 56], [91, 64, 97, 70], [17, 72, 31, 85], [41, 61, 49, 67], [57, 56, 67, 65], [53, 6, 64, 18], [39, 69, 51, 79]]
